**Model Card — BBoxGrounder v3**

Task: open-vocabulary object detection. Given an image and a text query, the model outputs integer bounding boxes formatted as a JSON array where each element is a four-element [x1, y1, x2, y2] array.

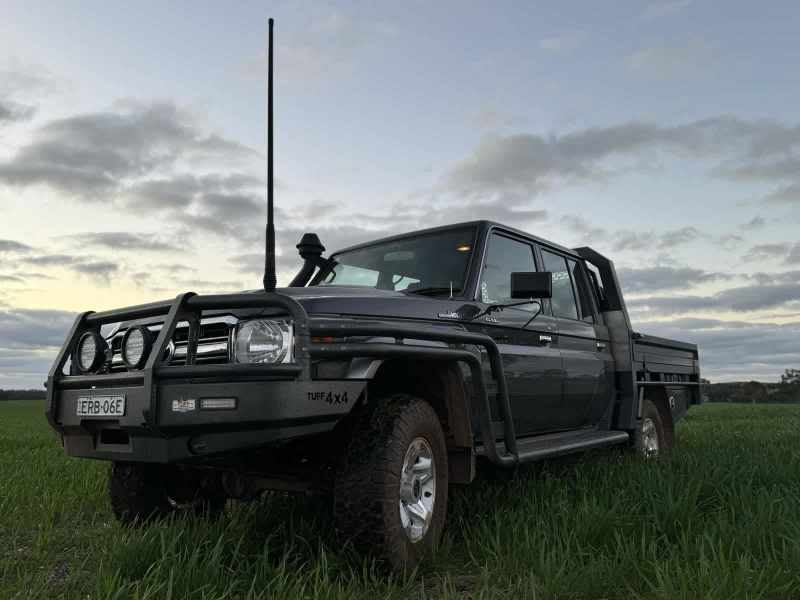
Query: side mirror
[[510, 272, 552, 299]]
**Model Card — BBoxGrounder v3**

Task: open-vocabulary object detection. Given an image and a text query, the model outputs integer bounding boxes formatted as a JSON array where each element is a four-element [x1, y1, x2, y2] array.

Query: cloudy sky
[[1, 0, 799, 387]]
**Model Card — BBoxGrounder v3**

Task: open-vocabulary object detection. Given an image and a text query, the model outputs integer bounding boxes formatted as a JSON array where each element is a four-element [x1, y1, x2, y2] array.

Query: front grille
[[109, 320, 233, 372]]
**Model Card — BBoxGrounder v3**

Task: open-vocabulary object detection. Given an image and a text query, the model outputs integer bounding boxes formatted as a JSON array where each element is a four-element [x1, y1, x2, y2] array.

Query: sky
[[1, 0, 799, 388]]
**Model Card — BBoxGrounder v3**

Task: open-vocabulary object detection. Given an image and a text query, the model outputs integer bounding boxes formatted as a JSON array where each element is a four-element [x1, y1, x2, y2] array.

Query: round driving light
[[121, 326, 152, 370], [235, 319, 288, 364], [75, 331, 107, 373]]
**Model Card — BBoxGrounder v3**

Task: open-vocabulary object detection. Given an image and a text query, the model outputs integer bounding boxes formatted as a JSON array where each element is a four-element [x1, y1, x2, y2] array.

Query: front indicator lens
[[200, 397, 237, 410], [235, 319, 293, 364]]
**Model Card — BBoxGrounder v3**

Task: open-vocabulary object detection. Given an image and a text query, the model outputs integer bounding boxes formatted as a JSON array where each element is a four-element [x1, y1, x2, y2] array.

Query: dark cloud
[[447, 116, 800, 199], [749, 270, 800, 285], [20, 253, 82, 267], [743, 242, 800, 264], [0, 306, 75, 388], [18, 253, 121, 283], [0, 101, 256, 200], [0, 239, 33, 253], [618, 266, 732, 294], [71, 261, 119, 283], [0, 99, 35, 124], [0, 275, 25, 284], [0, 308, 75, 349], [122, 173, 263, 213], [629, 281, 800, 316], [0, 348, 53, 389], [559, 216, 708, 253], [64, 232, 180, 252]]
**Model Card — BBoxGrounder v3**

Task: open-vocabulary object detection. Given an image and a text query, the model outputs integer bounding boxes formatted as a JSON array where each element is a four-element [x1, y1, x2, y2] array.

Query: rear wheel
[[109, 462, 226, 525], [633, 399, 669, 458], [333, 394, 448, 571]]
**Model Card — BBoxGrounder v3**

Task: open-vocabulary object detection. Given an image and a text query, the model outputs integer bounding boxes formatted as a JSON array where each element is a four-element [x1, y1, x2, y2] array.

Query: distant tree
[[731, 381, 768, 404], [780, 369, 800, 386]]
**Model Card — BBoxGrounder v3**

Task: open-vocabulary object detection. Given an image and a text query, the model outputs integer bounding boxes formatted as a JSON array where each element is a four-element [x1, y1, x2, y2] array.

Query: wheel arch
[[364, 358, 475, 483], [643, 386, 675, 449]]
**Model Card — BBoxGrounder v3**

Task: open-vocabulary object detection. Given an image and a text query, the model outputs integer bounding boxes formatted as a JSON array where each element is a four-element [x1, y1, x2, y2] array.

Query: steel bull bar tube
[[46, 292, 312, 433], [309, 320, 519, 467]]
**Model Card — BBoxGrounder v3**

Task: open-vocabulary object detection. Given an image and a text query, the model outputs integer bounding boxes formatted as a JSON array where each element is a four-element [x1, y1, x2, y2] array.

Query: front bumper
[[47, 292, 365, 463], [56, 378, 364, 462]]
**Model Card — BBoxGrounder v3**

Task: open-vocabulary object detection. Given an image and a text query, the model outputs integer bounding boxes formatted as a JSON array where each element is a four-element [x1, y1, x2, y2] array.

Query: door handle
[[539, 334, 553, 344], [596, 342, 607, 351]]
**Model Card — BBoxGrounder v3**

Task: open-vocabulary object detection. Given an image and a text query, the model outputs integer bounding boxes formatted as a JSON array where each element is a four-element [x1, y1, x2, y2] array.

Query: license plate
[[76, 395, 126, 418]]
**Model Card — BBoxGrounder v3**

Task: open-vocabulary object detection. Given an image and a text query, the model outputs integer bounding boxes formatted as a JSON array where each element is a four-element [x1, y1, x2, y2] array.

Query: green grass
[[2, 401, 800, 599]]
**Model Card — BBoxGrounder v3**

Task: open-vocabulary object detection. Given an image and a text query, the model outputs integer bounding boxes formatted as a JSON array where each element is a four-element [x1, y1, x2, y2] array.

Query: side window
[[479, 234, 538, 311], [568, 259, 595, 323], [585, 262, 606, 309], [540, 249, 579, 320]]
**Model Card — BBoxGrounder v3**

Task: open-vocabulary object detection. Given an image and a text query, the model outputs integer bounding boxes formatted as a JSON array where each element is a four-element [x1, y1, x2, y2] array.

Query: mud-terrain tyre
[[633, 398, 670, 458], [333, 394, 448, 571], [109, 462, 226, 525]]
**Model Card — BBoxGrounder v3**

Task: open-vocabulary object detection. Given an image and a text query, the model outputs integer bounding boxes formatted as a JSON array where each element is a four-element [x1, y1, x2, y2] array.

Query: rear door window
[[568, 259, 595, 323], [540, 249, 580, 320]]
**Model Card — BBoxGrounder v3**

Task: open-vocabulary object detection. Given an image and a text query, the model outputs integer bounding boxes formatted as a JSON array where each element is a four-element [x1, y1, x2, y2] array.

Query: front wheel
[[333, 394, 448, 571]]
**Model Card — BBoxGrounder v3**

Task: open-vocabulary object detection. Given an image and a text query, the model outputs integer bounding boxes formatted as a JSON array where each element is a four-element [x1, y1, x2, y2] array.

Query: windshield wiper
[[403, 286, 462, 297]]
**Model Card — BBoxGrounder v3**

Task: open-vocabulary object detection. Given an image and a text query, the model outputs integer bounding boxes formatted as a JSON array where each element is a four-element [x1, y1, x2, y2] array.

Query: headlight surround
[[121, 326, 153, 370], [75, 331, 107, 373], [234, 319, 294, 364]]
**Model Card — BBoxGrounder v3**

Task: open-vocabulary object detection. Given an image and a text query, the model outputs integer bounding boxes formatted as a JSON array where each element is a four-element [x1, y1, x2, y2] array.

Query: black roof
[[331, 220, 581, 258]]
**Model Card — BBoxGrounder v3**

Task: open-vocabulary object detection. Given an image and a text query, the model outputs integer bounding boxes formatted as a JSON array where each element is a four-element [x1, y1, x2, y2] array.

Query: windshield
[[318, 226, 477, 295]]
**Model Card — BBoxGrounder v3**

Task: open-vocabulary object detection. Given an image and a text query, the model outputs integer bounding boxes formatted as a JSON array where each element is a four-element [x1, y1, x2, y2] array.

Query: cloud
[[63, 232, 180, 253], [559, 216, 707, 253], [617, 266, 732, 294], [625, 37, 715, 79], [70, 261, 119, 283], [0, 306, 75, 389], [640, 0, 693, 20], [764, 183, 800, 205], [749, 270, 800, 285], [445, 115, 800, 207], [17, 253, 121, 283], [538, 31, 586, 53], [0, 239, 34, 254], [628, 281, 800, 316], [635, 317, 800, 382], [0, 308, 75, 349], [0, 99, 35, 124], [0, 101, 256, 200], [743, 242, 800, 264], [741, 215, 765, 230], [0, 275, 25, 284]]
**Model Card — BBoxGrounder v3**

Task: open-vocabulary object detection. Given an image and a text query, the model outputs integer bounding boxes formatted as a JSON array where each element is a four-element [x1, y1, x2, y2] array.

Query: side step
[[478, 429, 630, 464]]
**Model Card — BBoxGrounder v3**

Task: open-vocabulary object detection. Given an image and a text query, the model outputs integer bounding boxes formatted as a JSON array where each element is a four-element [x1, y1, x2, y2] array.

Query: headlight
[[122, 326, 152, 370], [234, 319, 294, 364], [75, 331, 107, 373]]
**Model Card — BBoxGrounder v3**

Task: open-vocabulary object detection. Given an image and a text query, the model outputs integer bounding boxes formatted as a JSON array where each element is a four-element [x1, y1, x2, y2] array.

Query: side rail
[[308, 319, 519, 468], [46, 292, 312, 433]]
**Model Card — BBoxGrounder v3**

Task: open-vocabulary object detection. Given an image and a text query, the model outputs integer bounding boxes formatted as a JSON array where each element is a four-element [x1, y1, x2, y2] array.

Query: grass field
[[2, 401, 799, 600]]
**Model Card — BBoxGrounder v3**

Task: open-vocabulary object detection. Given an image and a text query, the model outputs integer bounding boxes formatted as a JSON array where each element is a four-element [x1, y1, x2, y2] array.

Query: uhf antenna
[[263, 17, 277, 292]]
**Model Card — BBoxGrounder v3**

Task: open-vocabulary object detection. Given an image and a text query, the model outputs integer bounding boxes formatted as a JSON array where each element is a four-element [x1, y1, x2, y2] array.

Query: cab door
[[538, 248, 610, 428], [470, 232, 564, 437]]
